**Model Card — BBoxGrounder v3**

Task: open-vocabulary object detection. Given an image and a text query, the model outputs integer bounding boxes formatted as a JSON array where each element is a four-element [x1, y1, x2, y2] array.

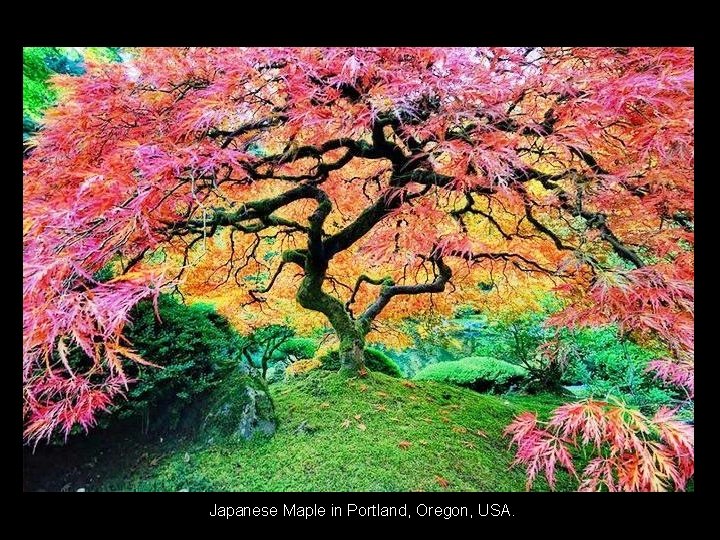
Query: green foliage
[[23, 47, 122, 142], [318, 347, 402, 377], [115, 294, 245, 431], [273, 337, 318, 360], [563, 327, 680, 414], [391, 317, 465, 376], [92, 264, 116, 284], [97, 371, 573, 492], [240, 324, 294, 377], [414, 356, 528, 393], [453, 305, 479, 318], [23, 47, 61, 121], [470, 313, 547, 365]]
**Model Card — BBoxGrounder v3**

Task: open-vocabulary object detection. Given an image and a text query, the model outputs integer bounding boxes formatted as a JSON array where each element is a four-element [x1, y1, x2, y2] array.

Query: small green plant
[[414, 357, 528, 393], [239, 325, 295, 378], [318, 347, 402, 377], [274, 337, 318, 361]]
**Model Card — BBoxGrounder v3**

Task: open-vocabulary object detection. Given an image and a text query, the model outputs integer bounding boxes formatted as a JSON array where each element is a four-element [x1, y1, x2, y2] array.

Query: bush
[[414, 356, 528, 393], [114, 294, 245, 432], [318, 347, 402, 377], [273, 337, 318, 360], [562, 326, 681, 414]]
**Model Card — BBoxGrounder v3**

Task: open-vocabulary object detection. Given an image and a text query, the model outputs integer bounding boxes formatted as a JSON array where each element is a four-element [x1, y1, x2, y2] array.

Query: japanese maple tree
[[23, 47, 693, 446]]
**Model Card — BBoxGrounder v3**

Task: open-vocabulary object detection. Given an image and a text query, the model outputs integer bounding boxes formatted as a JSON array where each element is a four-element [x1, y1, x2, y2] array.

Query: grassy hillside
[[99, 371, 572, 492]]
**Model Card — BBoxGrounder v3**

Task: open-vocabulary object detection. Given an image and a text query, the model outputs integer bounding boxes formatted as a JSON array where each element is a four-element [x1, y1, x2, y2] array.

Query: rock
[[178, 488, 189, 492], [265, 365, 286, 385], [200, 372, 277, 441], [76, 488, 86, 492], [183, 452, 190, 463]]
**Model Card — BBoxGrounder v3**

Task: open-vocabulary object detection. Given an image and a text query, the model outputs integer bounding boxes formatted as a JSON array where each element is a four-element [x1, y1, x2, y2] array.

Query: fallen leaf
[[150, 457, 160, 466], [341, 419, 351, 429], [419, 440, 429, 446], [376, 391, 389, 398], [374, 404, 387, 411], [475, 430, 488, 438], [358, 367, 368, 377], [398, 440, 412, 450], [422, 417, 433, 423], [354, 414, 362, 420], [357, 423, 367, 431], [359, 384, 368, 392], [461, 440, 476, 449], [452, 426, 468, 434], [401, 380, 416, 388], [409, 395, 418, 401], [435, 476, 450, 488], [319, 402, 330, 409], [440, 417, 450, 423], [411, 488, 425, 492]]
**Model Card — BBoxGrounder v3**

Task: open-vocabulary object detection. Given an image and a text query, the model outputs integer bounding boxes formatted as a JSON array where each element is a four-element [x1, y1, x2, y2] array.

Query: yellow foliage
[[285, 358, 321, 376]]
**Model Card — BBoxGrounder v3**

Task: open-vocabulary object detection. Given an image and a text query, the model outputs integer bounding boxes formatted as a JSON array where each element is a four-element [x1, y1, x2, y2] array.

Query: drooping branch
[[208, 114, 288, 149], [514, 167, 645, 268], [161, 184, 326, 238], [252, 261, 287, 295]]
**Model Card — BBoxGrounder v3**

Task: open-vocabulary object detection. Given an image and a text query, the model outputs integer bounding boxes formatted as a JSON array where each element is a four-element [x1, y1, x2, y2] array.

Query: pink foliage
[[505, 400, 694, 492], [24, 47, 693, 445]]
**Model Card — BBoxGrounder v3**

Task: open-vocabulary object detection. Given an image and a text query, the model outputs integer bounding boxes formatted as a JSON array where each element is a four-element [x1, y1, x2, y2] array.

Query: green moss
[[414, 357, 528, 393], [319, 347, 402, 377], [100, 371, 573, 492]]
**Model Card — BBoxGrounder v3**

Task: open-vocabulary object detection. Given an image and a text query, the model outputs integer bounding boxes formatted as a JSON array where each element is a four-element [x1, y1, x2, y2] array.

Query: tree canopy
[[23, 47, 693, 445]]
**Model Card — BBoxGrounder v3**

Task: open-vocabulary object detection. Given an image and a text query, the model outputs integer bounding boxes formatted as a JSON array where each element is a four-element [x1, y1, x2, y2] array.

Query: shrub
[[318, 347, 402, 377], [562, 327, 681, 414], [273, 337, 318, 360], [414, 356, 527, 393], [113, 294, 244, 432], [365, 348, 403, 377], [285, 358, 322, 376]]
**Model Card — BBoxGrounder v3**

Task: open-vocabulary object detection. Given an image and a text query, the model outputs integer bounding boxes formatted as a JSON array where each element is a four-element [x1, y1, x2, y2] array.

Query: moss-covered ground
[[86, 371, 572, 492]]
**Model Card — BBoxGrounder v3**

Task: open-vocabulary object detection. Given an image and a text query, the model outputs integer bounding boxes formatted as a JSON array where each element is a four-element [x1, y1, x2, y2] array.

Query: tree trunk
[[338, 331, 366, 372], [261, 355, 269, 379], [295, 259, 367, 373]]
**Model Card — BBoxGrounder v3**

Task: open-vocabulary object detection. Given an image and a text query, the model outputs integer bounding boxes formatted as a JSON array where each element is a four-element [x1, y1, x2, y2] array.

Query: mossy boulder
[[199, 370, 276, 442]]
